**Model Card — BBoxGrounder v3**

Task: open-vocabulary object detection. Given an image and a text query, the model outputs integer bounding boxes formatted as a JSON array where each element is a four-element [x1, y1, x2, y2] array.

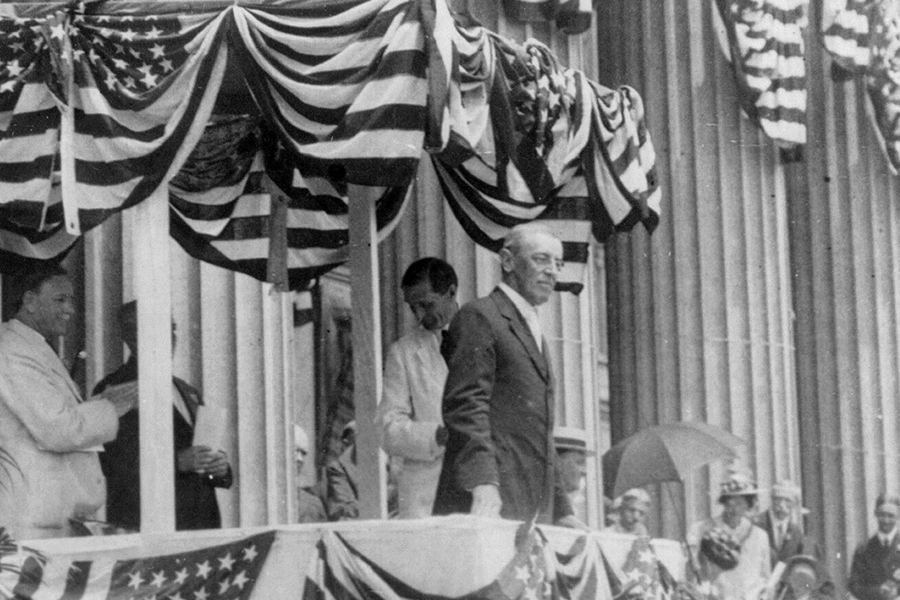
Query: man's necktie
[[439, 329, 450, 361]]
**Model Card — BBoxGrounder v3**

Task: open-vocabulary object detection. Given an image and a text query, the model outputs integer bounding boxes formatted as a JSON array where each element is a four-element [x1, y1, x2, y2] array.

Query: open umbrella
[[602, 421, 745, 499]]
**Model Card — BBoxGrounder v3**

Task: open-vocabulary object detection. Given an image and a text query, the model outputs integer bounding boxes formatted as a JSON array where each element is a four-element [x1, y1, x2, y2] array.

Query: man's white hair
[[501, 223, 558, 254]]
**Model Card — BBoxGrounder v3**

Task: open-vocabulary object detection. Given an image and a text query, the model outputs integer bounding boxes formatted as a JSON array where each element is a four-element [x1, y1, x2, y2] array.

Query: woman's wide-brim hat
[[718, 471, 762, 500]]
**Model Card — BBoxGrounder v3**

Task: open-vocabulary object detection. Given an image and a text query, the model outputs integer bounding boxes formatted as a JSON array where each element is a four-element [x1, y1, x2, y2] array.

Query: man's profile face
[[772, 493, 794, 520], [876, 503, 899, 534], [556, 449, 586, 493], [619, 500, 647, 531], [24, 275, 75, 341], [501, 231, 563, 306], [403, 280, 456, 331]]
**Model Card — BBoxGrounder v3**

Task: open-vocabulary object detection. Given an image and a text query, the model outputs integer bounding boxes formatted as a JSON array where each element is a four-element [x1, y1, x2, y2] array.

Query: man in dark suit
[[754, 480, 819, 566], [848, 494, 900, 600], [95, 301, 232, 531], [433, 223, 577, 526]]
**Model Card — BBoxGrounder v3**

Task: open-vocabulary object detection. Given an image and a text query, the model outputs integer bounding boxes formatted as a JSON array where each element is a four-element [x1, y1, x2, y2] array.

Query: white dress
[[689, 515, 772, 600]]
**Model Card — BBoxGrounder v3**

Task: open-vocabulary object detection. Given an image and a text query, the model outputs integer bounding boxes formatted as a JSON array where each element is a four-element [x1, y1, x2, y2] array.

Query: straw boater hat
[[619, 488, 651, 509], [553, 426, 595, 455]]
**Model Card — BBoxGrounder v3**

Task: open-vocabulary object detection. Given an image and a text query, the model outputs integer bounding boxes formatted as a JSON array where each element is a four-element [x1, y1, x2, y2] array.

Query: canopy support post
[[131, 187, 176, 533], [348, 183, 387, 520]]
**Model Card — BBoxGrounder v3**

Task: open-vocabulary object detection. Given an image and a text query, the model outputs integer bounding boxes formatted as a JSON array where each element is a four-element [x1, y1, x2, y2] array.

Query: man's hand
[[177, 445, 228, 477], [470, 484, 502, 518]]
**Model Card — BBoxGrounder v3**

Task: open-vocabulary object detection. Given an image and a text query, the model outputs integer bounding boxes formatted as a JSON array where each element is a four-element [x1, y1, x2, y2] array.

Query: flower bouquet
[[699, 526, 741, 570]]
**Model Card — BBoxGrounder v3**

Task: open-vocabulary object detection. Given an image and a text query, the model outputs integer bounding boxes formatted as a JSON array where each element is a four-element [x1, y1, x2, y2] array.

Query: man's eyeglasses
[[530, 253, 565, 271]]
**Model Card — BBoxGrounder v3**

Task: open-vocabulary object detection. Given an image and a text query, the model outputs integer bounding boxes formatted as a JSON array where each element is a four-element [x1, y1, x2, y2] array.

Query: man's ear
[[498, 247, 514, 273], [447, 283, 458, 298], [20, 290, 37, 314]]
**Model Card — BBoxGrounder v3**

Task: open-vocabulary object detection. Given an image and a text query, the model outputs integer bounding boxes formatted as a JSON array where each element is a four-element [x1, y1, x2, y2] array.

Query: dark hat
[[781, 554, 822, 584]]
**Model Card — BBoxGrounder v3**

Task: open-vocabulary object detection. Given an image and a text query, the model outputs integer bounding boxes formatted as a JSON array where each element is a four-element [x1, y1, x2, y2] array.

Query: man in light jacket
[[0, 265, 134, 539], [377, 258, 458, 518]]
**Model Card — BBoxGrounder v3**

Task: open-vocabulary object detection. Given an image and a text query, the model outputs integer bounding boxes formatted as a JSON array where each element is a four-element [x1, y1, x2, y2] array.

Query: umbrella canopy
[[602, 421, 745, 499]]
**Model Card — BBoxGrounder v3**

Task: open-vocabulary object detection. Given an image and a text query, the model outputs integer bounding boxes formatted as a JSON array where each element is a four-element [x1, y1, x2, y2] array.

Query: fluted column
[[786, 1, 900, 590], [599, 0, 799, 540]]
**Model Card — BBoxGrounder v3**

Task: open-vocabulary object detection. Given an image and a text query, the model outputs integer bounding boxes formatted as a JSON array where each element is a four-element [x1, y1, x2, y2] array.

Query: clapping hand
[[177, 445, 229, 478], [470, 484, 502, 518]]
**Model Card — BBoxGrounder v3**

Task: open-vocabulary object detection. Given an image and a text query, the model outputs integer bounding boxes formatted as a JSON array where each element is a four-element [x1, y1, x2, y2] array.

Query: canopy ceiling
[[0, 0, 660, 291]]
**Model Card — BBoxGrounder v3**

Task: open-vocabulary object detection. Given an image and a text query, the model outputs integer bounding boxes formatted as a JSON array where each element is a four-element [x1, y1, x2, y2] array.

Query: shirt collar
[[498, 282, 539, 321], [880, 529, 897, 544], [9, 317, 50, 347]]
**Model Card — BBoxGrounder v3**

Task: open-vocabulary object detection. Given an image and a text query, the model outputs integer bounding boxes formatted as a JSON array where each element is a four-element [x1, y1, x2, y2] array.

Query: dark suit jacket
[[432, 287, 571, 524], [95, 358, 232, 531], [753, 511, 820, 566], [848, 532, 900, 600], [324, 448, 359, 521]]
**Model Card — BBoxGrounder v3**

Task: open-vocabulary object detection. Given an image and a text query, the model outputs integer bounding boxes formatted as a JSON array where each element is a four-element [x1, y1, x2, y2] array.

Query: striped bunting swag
[[821, 0, 873, 70], [170, 116, 410, 291], [713, 0, 808, 148], [0, 12, 79, 266], [302, 525, 612, 600], [0, 0, 660, 289], [227, 0, 442, 188], [822, 0, 900, 174], [434, 30, 659, 294]]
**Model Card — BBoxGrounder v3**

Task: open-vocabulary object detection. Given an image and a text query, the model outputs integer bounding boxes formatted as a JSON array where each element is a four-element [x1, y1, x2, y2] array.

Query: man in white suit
[[377, 257, 458, 518], [0, 265, 134, 539]]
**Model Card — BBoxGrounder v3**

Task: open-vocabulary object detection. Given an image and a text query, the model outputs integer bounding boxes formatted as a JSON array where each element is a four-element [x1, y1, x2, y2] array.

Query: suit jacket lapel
[[25, 328, 83, 401], [492, 288, 549, 382]]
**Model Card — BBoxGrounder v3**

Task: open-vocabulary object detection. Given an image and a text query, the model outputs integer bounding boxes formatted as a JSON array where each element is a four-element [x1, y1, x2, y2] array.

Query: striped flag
[[0, 11, 75, 266], [0, 531, 274, 600], [822, 0, 900, 174], [434, 30, 659, 293], [169, 117, 410, 291], [713, 0, 808, 148], [227, 0, 438, 188]]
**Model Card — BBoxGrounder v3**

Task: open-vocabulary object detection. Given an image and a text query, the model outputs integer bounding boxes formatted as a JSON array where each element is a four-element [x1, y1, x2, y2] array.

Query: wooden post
[[347, 183, 387, 520], [130, 188, 176, 533]]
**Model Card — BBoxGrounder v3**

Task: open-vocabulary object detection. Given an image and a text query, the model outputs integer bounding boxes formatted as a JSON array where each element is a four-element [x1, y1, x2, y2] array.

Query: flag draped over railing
[[713, 0, 809, 149], [0, 530, 275, 600], [0, 0, 660, 291], [301, 526, 617, 600], [822, 0, 900, 174], [0, 525, 681, 600]]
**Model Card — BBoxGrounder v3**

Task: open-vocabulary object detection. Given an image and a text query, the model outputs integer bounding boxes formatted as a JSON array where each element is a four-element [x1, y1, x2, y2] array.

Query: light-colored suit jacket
[[0, 319, 118, 539], [377, 325, 446, 518]]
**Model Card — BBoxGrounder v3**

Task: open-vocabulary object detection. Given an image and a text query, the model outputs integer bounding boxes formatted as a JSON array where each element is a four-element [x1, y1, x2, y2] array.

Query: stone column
[[598, 0, 799, 540]]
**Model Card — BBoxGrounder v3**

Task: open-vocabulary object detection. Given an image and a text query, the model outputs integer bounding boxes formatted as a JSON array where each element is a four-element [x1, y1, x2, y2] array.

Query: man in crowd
[[0, 265, 134, 539], [96, 300, 232, 531], [433, 223, 578, 526], [606, 488, 651, 536], [848, 493, 900, 600], [377, 257, 458, 519], [325, 420, 359, 521], [753, 479, 819, 566], [554, 426, 592, 522], [294, 424, 327, 523]]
